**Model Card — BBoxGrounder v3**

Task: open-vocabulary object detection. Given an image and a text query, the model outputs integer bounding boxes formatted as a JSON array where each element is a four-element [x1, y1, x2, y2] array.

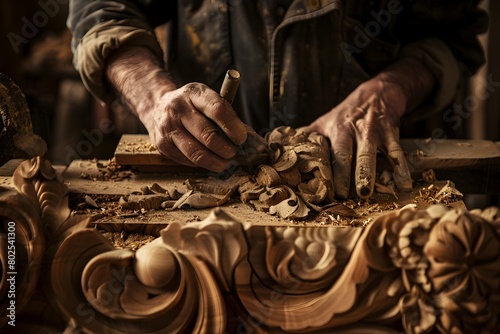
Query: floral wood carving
[[1, 157, 500, 333]]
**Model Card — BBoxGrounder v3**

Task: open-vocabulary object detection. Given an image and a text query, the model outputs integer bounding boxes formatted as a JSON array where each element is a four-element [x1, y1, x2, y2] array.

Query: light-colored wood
[[114, 134, 267, 172], [114, 134, 183, 166], [2, 157, 497, 333]]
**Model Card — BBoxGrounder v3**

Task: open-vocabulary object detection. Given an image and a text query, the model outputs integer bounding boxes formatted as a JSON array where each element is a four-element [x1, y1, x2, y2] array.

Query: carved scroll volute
[[0, 188, 44, 327], [49, 207, 248, 333], [1, 156, 73, 327], [0, 157, 93, 330]]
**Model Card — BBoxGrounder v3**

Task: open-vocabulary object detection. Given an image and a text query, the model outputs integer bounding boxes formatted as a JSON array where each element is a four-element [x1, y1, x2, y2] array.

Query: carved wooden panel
[[1, 157, 499, 333]]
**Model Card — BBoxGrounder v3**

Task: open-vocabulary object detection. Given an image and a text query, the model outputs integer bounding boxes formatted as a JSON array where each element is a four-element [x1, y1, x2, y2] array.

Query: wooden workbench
[[1, 138, 500, 333]]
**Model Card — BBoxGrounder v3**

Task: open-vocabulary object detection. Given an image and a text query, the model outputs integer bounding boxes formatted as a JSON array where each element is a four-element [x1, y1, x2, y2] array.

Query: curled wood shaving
[[119, 194, 170, 211], [271, 149, 298, 172], [374, 182, 398, 199], [85, 195, 99, 208], [279, 167, 302, 187], [269, 187, 310, 219], [256, 165, 281, 187], [379, 170, 392, 186]]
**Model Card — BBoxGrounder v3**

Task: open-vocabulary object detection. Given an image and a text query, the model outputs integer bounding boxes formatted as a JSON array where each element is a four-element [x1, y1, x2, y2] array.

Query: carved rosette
[[1, 157, 500, 333], [401, 208, 500, 333]]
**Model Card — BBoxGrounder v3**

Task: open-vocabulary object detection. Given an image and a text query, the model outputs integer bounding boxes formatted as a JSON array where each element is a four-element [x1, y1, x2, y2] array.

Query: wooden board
[[400, 139, 500, 194], [115, 135, 500, 194], [62, 159, 465, 227]]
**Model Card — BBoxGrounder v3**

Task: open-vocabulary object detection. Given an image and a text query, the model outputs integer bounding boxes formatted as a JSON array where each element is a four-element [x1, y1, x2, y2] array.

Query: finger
[[181, 111, 238, 160], [385, 134, 413, 192], [159, 129, 230, 172], [296, 124, 315, 134], [355, 139, 377, 199], [187, 84, 247, 145], [155, 137, 197, 167], [331, 133, 354, 200]]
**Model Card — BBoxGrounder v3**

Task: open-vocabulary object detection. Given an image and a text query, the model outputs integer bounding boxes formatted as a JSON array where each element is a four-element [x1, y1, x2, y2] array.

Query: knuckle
[[208, 99, 230, 118], [183, 82, 206, 96], [200, 127, 219, 145], [187, 148, 209, 165]]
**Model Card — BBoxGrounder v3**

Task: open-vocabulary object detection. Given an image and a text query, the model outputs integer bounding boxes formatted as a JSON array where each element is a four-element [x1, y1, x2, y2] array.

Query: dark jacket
[[68, 0, 487, 133]]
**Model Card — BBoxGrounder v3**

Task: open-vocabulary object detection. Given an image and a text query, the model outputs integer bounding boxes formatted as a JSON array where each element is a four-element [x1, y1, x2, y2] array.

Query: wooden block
[[114, 134, 181, 167], [114, 134, 267, 173]]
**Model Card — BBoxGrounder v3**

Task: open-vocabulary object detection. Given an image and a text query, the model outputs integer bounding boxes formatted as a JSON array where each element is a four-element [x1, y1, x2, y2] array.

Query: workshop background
[[0, 0, 498, 207]]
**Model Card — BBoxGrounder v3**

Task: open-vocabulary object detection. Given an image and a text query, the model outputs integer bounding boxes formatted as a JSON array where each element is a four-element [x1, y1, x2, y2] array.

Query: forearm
[[106, 46, 177, 123]]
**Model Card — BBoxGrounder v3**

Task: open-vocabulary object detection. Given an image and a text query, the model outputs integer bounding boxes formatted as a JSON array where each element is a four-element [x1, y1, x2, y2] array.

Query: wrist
[[105, 46, 176, 118], [375, 57, 436, 113]]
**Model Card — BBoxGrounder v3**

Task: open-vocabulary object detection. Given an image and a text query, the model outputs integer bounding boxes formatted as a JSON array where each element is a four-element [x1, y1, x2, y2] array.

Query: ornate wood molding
[[1, 157, 499, 333]]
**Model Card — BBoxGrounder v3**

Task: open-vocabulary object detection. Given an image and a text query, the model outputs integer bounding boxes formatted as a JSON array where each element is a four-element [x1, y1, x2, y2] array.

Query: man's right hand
[[106, 47, 247, 172], [144, 82, 247, 172]]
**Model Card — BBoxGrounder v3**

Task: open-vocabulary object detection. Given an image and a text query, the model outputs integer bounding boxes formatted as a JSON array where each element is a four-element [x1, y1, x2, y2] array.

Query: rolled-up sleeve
[[396, 0, 488, 118], [67, 0, 175, 103]]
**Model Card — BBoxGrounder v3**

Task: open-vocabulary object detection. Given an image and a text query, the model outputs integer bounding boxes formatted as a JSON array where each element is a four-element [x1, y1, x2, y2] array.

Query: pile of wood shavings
[[415, 181, 463, 206], [100, 231, 155, 251], [314, 200, 401, 227]]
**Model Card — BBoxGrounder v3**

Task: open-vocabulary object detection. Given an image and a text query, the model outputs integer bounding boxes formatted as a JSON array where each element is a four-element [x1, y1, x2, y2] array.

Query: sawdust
[[79, 158, 133, 181], [100, 231, 155, 251], [121, 137, 158, 153], [415, 181, 463, 207]]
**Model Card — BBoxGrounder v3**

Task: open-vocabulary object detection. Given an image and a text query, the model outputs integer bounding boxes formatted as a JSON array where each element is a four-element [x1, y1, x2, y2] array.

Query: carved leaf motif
[[237, 210, 415, 331], [162, 208, 248, 292], [12, 157, 70, 238]]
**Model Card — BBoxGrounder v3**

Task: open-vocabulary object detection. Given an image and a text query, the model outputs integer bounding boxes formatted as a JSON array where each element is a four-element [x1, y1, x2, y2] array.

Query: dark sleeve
[[396, 0, 488, 75], [67, 0, 176, 103], [394, 0, 488, 118]]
